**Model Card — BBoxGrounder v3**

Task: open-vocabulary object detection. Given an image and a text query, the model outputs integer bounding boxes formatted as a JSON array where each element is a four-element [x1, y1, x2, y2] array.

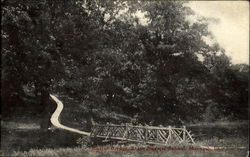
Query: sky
[[187, 1, 249, 64]]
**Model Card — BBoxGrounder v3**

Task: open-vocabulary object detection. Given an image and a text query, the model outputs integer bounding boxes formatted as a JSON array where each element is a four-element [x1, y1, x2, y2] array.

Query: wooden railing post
[[183, 126, 186, 143], [156, 129, 159, 142], [168, 126, 171, 135], [145, 125, 148, 144], [122, 123, 128, 141], [125, 123, 128, 140], [165, 126, 171, 145]]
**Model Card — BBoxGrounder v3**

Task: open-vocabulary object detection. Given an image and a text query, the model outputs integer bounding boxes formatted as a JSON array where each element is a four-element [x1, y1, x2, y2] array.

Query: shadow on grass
[[1, 128, 81, 154]]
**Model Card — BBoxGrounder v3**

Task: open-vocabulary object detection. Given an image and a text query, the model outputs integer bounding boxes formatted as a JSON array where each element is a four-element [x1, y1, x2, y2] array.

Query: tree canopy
[[2, 0, 248, 127]]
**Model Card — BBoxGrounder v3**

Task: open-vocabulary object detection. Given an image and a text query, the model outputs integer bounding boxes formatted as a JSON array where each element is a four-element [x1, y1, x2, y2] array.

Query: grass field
[[1, 120, 248, 157], [1, 134, 248, 157], [7, 144, 249, 157]]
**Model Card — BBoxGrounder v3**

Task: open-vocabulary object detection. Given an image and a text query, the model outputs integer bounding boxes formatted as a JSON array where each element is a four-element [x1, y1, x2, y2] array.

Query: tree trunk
[[39, 88, 53, 130]]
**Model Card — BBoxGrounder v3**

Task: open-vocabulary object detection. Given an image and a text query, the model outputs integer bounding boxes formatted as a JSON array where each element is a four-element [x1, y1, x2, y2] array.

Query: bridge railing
[[90, 124, 195, 145]]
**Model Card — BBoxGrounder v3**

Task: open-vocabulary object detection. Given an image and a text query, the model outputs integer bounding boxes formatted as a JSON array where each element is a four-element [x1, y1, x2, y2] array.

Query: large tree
[[2, 0, 247, 129]]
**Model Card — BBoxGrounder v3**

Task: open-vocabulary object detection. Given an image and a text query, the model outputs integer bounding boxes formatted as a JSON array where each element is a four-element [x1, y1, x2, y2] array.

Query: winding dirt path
[[49, 94, 90, 136]]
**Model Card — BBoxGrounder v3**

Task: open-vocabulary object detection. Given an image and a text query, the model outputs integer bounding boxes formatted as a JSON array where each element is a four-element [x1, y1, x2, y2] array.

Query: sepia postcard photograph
[[1, 0, 249, 156]]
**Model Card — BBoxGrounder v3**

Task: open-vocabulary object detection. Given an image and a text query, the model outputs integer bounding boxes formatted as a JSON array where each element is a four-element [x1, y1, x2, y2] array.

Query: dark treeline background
[[2, 0, 248, 129]]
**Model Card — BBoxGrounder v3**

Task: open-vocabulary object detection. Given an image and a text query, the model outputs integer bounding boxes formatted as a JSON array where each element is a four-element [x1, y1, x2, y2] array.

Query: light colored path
[[49, 94, 90, 136]]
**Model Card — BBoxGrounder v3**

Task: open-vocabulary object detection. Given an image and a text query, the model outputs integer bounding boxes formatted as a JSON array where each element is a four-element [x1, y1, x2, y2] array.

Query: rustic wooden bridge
[[50, 94, 195, 146], [89, 124, 195, 146]]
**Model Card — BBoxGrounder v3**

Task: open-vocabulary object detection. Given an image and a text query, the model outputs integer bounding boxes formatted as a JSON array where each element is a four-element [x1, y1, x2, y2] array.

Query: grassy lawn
[[1, 121, 248, 157], [2, 136, 248, 157], [7, 146, 248, 157]]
